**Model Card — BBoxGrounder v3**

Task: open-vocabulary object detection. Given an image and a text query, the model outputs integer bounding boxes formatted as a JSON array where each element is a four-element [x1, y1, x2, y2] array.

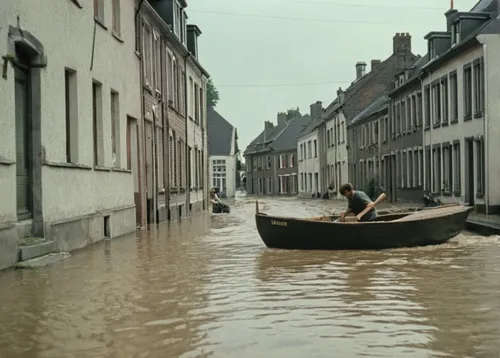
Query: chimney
[[187, 25, 202, 59], [337, 87, 345, 105], [371, 59, 381, 71], [265, 121, 274, 130], [355, 61, 367, 79], [277, 112, 287, 126], [310, 101, 323, 119], [393, 32, 412, 54]]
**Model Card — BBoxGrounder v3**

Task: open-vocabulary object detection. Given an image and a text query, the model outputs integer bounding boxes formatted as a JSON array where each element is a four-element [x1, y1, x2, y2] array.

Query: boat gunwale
[[255, 205, 473, 225]]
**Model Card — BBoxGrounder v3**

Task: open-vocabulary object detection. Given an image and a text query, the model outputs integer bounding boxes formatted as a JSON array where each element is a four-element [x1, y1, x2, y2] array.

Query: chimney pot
[[355, 61, 367, 80]]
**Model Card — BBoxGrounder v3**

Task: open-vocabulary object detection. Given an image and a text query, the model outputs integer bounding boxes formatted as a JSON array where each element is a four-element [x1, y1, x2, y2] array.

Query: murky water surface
[[1, 196, 500, 358]]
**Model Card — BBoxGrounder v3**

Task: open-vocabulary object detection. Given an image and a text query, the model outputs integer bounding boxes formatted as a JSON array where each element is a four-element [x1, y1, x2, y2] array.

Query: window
[[424, 148, 430, 191], [172, 133, 177, 187], [424, 86, 430, 128], [396, 101, 401, 135], [443, 145, 452, 193], [289, 154, 295, 168], [432, 82, 441, 125], [300, 173, 304, 191], [153, 31, 161, 93], [476, 139, 485, 195], [307, 141, 312, 159], [441, 77, 448, 124], [199, 87, 204, 126], [173, 58, 179, 108], [194, 83, 200, 123], [418, 149, 423, 187], [65, 69, 78, 163], [279, 175, 288, 194], [453, 143, 461, 192], [450, 72, 458, 121], [473, 59, 484, 116], [267, 177, 272, 194], [308, 173, 312, 192], [267, 156, 271, 169], [157, 128, 164, 189], [313, 140, 317, 157], [410, 95, 416, 129], [391, 103, 396, 136], [143, 25, 152, 87], [92, 81, 104, 167], [94, 0, 104, 22], [384, 116, 388, 141], [167, 53, 173, 104], [409, 150, 414, 188], [464, 65, 472, 118], [111, 90, 120, 167], [112, 0, 121, 36], [432, 147, 441, 193], [416, 92, 422, 126], [173, 0, 181, 37], [279, 154, 287, 169], [401, 99, 406, 133], [452, 22, 461, 45]]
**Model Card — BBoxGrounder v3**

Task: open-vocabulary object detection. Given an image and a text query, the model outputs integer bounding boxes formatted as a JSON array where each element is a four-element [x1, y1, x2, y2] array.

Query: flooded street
[[1, 197, 500, 358]]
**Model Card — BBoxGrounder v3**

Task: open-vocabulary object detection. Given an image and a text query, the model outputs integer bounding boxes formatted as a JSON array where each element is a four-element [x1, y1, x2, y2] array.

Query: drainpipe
[[478, 37, 489, 213], [421, 69, 433, 196], [184, 53, 191, 216]]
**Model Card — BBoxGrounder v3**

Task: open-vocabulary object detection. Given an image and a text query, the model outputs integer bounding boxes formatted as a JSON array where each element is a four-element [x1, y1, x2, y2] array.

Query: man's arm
[[356, 193, 375, 220]]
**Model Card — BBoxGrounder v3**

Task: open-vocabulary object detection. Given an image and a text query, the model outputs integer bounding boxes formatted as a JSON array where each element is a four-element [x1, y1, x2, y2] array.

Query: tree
[[207, 78, 220, 107], [285, 106, 301, 120]]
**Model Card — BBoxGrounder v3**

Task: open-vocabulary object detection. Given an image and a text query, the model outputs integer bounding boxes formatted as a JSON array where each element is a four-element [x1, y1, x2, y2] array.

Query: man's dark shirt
[[348, 190, 377, 222]]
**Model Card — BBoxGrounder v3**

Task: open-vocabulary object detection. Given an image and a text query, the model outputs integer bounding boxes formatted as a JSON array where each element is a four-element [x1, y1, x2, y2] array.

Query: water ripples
[[1, 196, 500, 357]]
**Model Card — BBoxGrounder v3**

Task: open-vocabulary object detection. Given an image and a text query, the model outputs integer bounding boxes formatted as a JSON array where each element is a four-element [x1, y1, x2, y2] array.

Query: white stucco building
[[324, 108, 349, 199], [207, 106, 239, 198], [0, 0, 141, 269], [297, 102, 324, 197], [422, 3, 500, 214]]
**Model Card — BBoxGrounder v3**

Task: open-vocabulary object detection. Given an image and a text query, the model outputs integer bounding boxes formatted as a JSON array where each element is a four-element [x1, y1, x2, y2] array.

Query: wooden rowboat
[[255, 201, 473, 250]]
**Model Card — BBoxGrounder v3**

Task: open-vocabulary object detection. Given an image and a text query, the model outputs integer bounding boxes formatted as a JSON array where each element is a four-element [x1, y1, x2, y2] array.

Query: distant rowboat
[[254, 201, 473, 250]]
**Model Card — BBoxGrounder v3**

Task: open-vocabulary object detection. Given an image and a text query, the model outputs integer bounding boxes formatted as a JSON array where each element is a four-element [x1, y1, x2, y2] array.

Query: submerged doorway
[[14, 47, 33, 221]]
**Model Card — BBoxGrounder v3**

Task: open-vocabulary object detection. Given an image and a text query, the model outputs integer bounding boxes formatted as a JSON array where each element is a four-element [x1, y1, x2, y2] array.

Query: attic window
[[452, 22, 461, 45], [429, 39, 436, 59]]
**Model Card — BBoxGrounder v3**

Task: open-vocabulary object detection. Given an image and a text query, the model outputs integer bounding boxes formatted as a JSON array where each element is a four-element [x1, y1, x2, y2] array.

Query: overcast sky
[[188, 0, 478, 151]]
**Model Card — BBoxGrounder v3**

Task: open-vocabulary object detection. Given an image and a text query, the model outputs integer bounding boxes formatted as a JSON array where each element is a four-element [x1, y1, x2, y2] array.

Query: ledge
[[0, 156, 15, 165], [94, 17, 108, 30], [476, 193, 484, 199], [94, 166, 112, 172], [112, 32, 124, 43], [464, 115, 472, 122], [453, 191, 461, 196], [69, 0, 83, 8], [450, 119, 458, 125], [43, 161, 92, 170], [474, 111, 483, 119], [112, 167, 132, 173]]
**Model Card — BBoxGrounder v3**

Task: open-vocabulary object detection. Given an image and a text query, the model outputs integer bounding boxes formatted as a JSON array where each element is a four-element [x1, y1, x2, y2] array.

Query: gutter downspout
[[184, 53, 191, 216], [421, 68, 432, 196], [478, 37, 489, 213], [136, 9, 146, 228]]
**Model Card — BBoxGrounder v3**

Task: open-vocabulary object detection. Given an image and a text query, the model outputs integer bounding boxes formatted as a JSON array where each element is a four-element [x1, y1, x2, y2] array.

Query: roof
[[207, 106, 235, 156], [423, 0, 500, 71], [271, 115, 312, 152], [349, 95, 390, 127], [244, 115, 312, 155], [323, 49, 417, 126], [389, 53, 429, 96], [298, 115, 324, 139]]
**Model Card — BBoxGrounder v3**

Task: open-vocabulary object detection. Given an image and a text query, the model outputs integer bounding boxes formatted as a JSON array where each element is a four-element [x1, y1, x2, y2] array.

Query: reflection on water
[[1, 196, 500, 357]]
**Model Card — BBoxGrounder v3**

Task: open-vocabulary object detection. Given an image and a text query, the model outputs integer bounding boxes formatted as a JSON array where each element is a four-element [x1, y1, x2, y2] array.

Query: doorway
[[14, 52, 32, 221]]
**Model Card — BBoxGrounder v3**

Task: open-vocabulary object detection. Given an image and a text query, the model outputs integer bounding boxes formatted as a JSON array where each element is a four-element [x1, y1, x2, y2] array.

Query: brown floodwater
[[1, 195, 500, 358]]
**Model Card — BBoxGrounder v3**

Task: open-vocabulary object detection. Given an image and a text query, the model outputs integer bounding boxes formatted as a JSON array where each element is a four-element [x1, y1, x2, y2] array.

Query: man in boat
[[338, 183, 378, 222]]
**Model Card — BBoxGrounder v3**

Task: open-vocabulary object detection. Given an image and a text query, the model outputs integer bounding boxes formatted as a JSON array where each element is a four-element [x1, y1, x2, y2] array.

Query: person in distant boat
[[210, 187, 222, 205], [338, 183, 377, 222]]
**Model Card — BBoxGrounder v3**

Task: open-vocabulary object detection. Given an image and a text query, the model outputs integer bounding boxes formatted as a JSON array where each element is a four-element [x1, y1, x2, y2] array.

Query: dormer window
[[173, 0, 187, 44], [452, 22, 461, 45], [429, 39, 436, 59]]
